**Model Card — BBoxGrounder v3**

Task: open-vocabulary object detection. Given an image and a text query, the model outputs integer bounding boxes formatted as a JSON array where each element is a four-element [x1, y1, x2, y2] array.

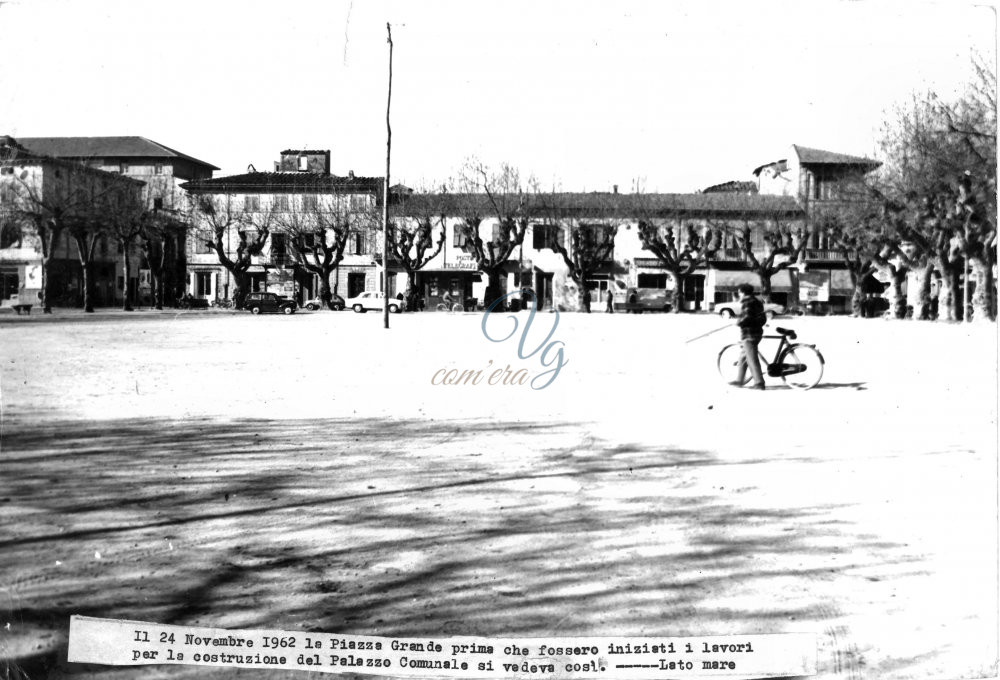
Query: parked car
[[303, 294, 345, 311], [243, 292, 297, 315], [714, 299, 785, 319], [623, 286, 673, 313], [345, 291, 404, 314]]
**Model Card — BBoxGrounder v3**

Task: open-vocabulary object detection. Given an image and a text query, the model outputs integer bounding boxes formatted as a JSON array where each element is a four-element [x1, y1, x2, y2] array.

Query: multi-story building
[[388, 190, 807, 312], [754, 144, 882, 311], [180, 149, 382, 304], [0, 136, 145, 308], [16, 136, 217, 210], [15, 136, 219, 306], [386, 145, 879, 313]]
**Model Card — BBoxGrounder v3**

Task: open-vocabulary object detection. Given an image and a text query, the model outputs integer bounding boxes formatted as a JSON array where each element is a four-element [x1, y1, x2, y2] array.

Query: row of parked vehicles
[[241, 291, 404, 315], [241, 290, 862, 317]]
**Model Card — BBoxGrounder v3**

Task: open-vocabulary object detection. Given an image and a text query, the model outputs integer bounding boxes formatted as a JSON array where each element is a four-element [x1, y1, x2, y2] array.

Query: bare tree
[[536, 191, 624, 313], [453, 161, 537, 309], [730, 216, 810, 304], [139, 211, 186, 310], [103, 176, 149, 311], [876, 56, 997, 321], [7, 164, 106, 312], [387, 189, 447, 311], [279, 193, 375, 309], [189, 194, 271, 309], [637, 216, 722, 313]]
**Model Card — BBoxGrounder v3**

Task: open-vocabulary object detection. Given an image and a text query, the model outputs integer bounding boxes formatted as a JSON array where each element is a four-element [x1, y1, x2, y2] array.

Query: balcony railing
[[713, 248, 746, 262], [804, 248, 848, 261]]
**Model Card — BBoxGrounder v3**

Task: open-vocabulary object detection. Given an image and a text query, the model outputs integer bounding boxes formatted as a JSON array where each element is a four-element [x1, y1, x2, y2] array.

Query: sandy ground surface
[[0, 308, 996, 680]]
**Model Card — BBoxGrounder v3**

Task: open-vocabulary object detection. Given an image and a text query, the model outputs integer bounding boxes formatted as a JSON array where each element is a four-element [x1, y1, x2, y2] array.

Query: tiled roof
[[280, 149, 329, 155], [702, 180, 758, 194], [180, 171, 382, 193], [792, 145, 881, 168], [392, 192, 804, 218], [1, 138, 144, 185], [16, 136, 220, 170]]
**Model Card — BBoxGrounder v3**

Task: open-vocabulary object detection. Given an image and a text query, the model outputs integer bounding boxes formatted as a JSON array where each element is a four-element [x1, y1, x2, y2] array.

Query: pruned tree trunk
[[577, 280, 591, 313], [40, 251, 54, 314], [121, 245, 133, 311], [484, 269, 503, 309], [911, 263, 934, 320], [875, 263, 908, 319], [72, 234, 97, 313], [970, 257, 996, 322], [232, 272, 251, 309], [934, 257, 960, 321], [404, 270, 419, 311], [758, 274, 773, 303], [669, 272, 684, 314], [81, 261, 94, 312], [851, 285, 865, 317], [318, 274, 335, 310]]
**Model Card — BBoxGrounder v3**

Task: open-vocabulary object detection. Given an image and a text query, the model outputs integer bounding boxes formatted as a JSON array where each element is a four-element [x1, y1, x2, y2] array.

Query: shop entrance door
[[683, 275, 705, 311], [534, 272, 554, 310], [347, 273, 366, 298]]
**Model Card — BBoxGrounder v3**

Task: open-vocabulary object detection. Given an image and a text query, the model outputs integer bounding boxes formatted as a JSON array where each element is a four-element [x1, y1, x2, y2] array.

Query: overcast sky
[[0, 0, 994, 192]]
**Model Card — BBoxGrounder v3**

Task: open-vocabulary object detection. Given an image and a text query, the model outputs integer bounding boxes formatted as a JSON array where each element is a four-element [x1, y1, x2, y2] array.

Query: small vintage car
[[345, 291, 404, 314], [243, 292, 298, 315], [303, 294, 345, 311]]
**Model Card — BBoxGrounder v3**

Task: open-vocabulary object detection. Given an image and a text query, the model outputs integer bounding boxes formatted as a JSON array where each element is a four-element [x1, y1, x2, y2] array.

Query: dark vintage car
[[303, 294, 345, 311], [244, 292, 297, 315]]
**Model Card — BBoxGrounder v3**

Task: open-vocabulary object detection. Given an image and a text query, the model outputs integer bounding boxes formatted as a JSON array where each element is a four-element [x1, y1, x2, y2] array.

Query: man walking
[[734, 283, 766, 390]]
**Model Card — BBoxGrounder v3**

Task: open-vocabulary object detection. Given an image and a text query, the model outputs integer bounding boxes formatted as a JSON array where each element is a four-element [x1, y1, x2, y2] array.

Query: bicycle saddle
[[775, 327, 797, 339]]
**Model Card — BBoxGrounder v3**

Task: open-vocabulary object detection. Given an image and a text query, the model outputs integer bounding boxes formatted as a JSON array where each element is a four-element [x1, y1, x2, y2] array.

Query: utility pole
[[383, 22, 393, 330]]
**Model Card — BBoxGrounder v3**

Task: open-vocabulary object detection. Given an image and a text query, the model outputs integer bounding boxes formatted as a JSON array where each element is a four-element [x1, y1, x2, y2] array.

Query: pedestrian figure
[[734, 283, 766, 390], [605, 287, 614, 314]]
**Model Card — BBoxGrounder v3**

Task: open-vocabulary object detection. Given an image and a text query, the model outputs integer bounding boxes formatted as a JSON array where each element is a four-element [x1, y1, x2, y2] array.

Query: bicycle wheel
[[435, 303, 448, 312], [451, 303, 465, 313], [717, 343, 751, 385], [778, 343, 824, 389]]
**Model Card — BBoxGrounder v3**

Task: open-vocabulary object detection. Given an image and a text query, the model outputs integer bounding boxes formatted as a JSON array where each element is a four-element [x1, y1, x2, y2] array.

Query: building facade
[[15, 136, 219, 306], [180, 150, 382, 305], [388, 191, 809, 312], [0, 136, 145, 308]]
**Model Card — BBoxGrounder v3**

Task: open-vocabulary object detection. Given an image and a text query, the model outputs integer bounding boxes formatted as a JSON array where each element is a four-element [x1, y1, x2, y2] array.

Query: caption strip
[[68, 616, 815, 678]]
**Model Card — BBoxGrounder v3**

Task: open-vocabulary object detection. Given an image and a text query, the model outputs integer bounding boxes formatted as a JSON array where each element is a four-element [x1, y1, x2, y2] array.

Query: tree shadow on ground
[[0, 416, 927, 679], [811, 382, 868, 391]]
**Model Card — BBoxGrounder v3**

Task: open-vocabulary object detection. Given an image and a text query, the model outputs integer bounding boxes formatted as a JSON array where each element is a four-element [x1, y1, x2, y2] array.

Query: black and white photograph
[[0, 1, 997, 678]]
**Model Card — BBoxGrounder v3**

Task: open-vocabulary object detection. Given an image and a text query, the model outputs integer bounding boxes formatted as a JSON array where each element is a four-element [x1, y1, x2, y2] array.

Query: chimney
[[613, 184, 619, 194], [348, 170, 355, 180]]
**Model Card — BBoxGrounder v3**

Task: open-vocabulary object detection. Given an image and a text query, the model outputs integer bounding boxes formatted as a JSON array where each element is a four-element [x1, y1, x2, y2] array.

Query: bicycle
[[435, 302, 465, 313], [717, 327, 825, 390], [211, 298, 235, 309]]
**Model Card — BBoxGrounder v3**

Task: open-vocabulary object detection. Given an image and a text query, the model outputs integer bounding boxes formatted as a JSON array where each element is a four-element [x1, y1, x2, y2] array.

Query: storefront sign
[[799, 271, 830, 302], [445, 254, 478, 270]]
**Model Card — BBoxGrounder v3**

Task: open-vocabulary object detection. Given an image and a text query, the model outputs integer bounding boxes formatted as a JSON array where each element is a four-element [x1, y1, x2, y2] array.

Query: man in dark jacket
[[735, 283, 766, 389]]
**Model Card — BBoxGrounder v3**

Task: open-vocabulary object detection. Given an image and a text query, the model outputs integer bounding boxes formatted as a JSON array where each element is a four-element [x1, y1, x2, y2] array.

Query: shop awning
[[713, 269, 793, 290]]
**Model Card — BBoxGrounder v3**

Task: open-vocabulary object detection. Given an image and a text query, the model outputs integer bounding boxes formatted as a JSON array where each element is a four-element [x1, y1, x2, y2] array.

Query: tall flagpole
[[383, 23, 393, 330]]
